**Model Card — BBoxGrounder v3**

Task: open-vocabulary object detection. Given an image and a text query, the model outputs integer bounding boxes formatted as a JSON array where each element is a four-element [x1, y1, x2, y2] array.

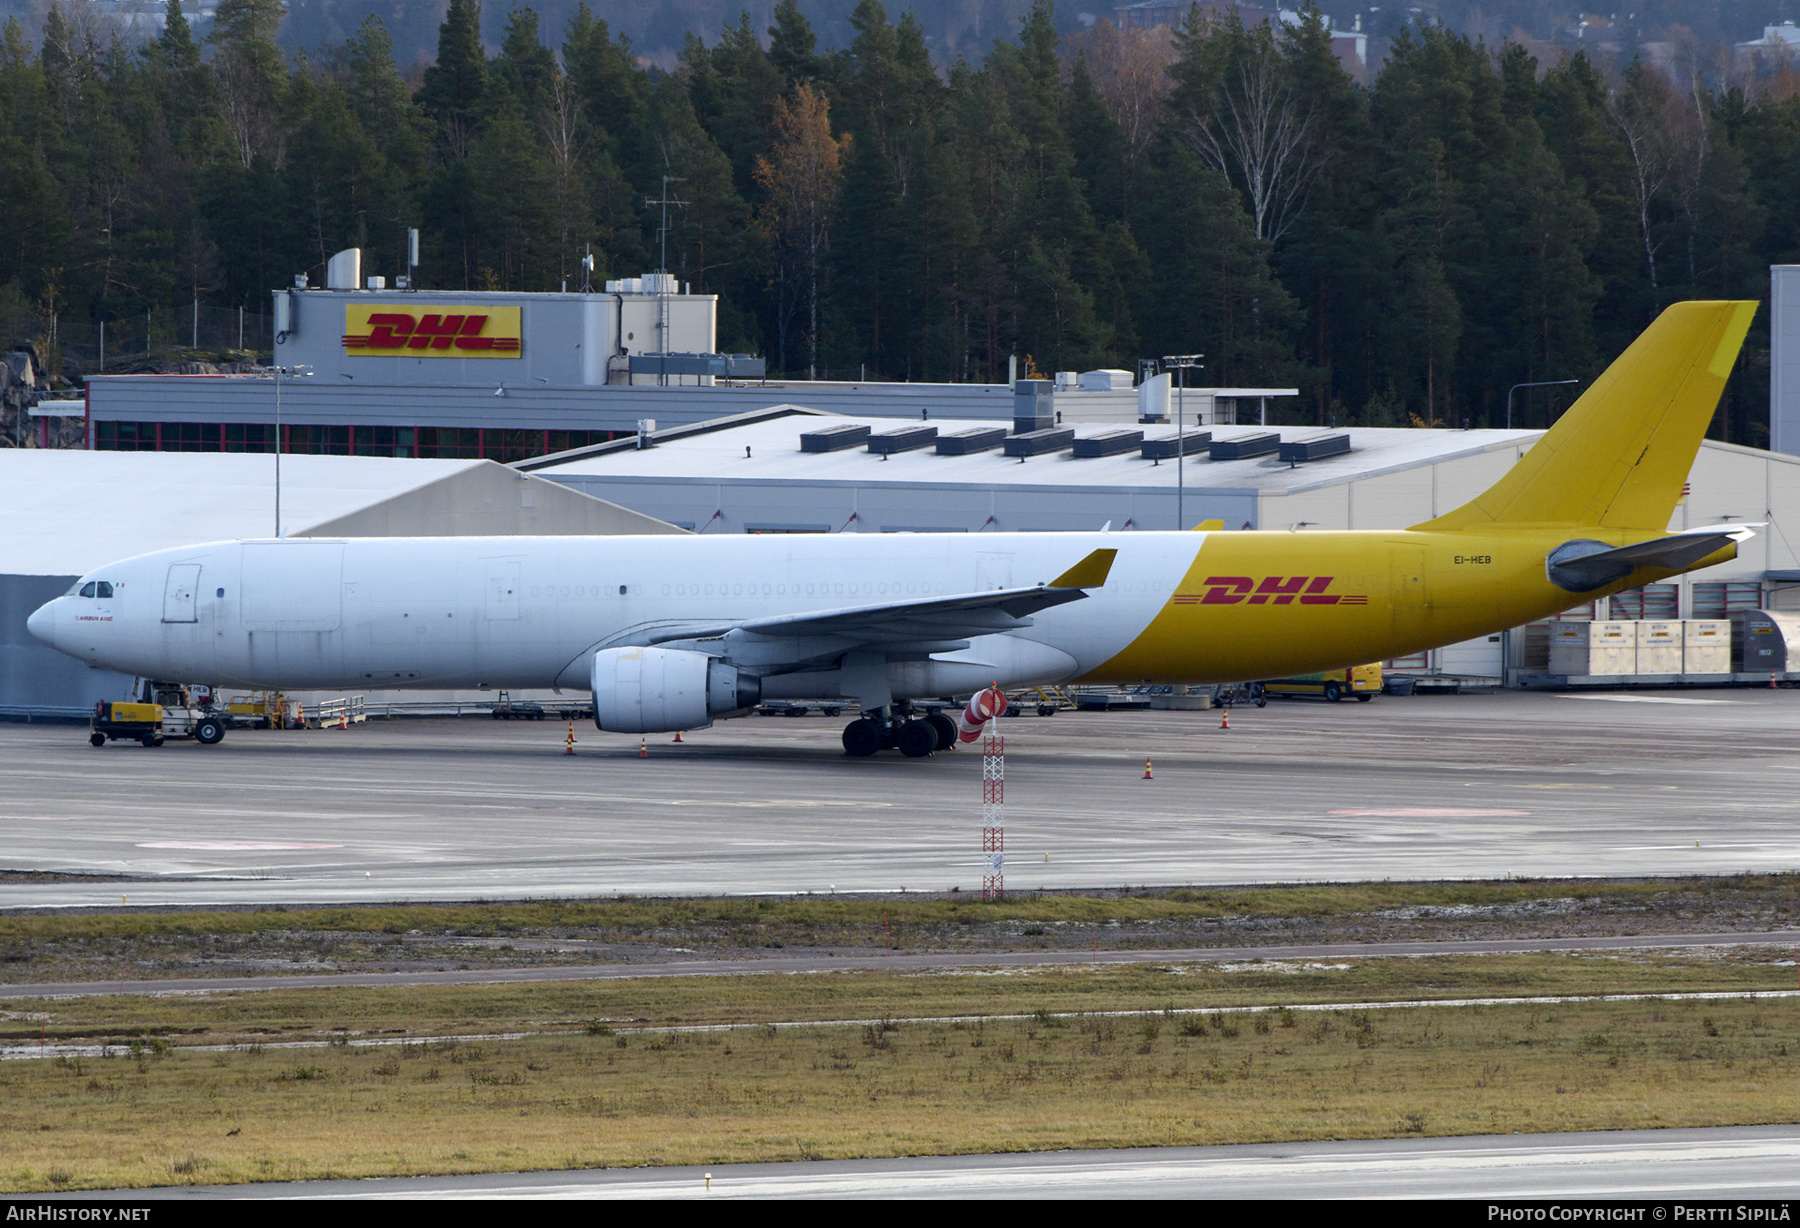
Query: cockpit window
[[79, 582, 96, 598], [95, 582, 113, 598]]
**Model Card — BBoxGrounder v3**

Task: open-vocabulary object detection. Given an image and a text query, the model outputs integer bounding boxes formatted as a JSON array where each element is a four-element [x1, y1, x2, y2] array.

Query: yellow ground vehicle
[[1261, 663, 1382, 703], [89, 682, 226, 747]]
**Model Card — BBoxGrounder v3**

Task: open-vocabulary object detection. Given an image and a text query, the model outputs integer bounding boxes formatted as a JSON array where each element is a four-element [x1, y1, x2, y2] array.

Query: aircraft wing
[[1546, 526, 1756, 592], [645, 548, 1118, 645]]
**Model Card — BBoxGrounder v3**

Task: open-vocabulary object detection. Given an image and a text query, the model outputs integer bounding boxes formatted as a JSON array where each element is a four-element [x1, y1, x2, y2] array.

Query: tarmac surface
[[68, 1125, 1800, 1199], [3, 688, 1800, 909]]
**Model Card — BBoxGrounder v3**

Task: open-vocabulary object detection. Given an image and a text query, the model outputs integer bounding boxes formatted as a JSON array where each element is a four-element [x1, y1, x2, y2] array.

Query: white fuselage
[[30, 533, 1201, 698]]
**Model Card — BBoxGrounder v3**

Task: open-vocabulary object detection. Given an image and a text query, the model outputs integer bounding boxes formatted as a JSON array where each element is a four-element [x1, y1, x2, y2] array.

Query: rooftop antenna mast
[[646, 174, 687, 385], [1162, 354, 1204, 531]]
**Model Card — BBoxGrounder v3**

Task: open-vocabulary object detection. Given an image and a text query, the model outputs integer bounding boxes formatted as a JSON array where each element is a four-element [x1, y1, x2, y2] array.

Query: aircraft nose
[[26, 599, 57, 648]]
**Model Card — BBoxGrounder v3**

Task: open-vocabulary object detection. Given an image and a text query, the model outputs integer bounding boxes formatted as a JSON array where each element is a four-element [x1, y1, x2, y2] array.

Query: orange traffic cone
[[565, 721, 576, 755], [1143, 758, 1153, 779], [673, 730, 684, 743], [639, 737, 648, 759], [1220, 709, 1230, 730]]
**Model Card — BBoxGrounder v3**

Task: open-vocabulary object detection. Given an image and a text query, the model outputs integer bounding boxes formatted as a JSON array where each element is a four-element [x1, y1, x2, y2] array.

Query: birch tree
[[754, 83, 848, 379]]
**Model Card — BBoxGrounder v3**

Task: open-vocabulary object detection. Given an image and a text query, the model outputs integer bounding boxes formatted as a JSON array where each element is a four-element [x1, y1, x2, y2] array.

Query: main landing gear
[[841, 705, 959, 758]]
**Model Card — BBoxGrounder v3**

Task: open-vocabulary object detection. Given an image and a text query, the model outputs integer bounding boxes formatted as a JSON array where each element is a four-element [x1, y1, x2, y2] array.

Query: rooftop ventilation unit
[[628, 353, 765, 379], [868, 426, 938, 454], [800, 424, 872, 453], [1070, 428, 1144, 458], [1277, 433, 1351, 464], [326, 248, 361, 291], [1003, 427, 1076, 458], [1012, 379, 1055, 433], [935, 427, 1008, 455], [1140, 431, 1210, 460], [1209, 432, 1280, 461]]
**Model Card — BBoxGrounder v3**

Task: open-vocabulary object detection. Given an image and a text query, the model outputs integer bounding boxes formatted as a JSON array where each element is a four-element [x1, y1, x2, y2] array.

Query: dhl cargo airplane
[[27, 300, 1758, 757]]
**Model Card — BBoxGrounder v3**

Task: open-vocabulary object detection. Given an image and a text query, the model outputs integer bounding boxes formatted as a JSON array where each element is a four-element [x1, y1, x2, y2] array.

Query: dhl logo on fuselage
[[1173, 576, 1369, 606], [342, 305, 522, 357]]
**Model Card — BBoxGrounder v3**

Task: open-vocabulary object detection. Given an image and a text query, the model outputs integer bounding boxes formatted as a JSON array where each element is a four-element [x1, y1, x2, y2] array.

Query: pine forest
[[0, 0, 1793, 441]]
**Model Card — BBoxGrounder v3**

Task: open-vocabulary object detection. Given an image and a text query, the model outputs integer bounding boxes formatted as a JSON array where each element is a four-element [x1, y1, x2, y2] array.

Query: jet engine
[[590, 647, 760, 733]]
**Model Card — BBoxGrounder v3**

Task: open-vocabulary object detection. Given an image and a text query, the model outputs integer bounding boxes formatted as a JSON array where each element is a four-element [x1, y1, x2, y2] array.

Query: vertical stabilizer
[[1415, 301, 1757, 533]]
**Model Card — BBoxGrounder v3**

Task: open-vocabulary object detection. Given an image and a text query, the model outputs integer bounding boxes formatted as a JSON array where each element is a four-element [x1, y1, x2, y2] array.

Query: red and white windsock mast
[[961, 684, 1008, 901]]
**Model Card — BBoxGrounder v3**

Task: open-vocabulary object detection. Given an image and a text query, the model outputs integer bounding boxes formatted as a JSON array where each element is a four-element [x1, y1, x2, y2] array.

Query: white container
[[1636, 620, 1683, 674], [1548, 621, 1638, 676], [1683, 619, 1731, 674]]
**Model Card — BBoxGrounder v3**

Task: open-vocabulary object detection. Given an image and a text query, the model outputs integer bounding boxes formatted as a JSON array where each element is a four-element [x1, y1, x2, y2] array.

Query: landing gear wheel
[[1323, 682, 1343, 703], [842, 718, 882, 757], [193, 717, 226, 745], [897, 720, 938, 758], [925, 711, 958, 752], [88, 732, 105, 748]]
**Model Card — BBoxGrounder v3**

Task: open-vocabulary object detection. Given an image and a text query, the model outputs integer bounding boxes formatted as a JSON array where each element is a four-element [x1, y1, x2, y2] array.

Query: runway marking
[[1329, 808, 1529, 817], [135, 841, 346, 851], [1554, 695, 1738, 705]]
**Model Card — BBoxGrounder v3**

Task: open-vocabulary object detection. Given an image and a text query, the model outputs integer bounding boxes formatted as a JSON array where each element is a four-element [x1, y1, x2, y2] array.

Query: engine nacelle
[[590, 647, 760, 733]]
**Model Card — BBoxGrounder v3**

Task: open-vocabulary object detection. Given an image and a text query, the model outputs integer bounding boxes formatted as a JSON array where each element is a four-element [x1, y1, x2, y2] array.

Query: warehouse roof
[[532, 413, 1547, 494], [0, 451, 677, 577]]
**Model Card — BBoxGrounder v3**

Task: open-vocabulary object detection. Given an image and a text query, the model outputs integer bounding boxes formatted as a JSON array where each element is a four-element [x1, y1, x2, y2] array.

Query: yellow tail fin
[[1414, 300, 1757, 534]]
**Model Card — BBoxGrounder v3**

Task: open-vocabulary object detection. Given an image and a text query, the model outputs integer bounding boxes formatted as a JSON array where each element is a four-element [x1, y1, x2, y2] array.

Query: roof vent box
[[1071, 428, 1144, 458], [936, 427, 1008, 455], [868, 426, 938, 454], [800, 424, 872, 453], [1140, 431, 1211, 460], [1079, 369, 1133, 391], [1003, 427, 1076, 458], [1209, 432, 1280, 461], [1278, 433, 1351, 464]]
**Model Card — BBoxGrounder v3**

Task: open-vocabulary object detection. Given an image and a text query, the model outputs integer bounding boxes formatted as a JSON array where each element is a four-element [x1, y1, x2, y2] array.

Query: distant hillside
[[0, 0, 1073, 67]]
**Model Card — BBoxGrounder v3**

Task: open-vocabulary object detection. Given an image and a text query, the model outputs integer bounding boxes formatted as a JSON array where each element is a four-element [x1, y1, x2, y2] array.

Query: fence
[[1, 302, 274, 376]]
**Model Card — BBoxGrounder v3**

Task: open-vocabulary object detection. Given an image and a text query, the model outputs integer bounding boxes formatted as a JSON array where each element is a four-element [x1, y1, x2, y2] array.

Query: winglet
[[1194, 519, 1225, 531], [1049, 548, 1117, 589]]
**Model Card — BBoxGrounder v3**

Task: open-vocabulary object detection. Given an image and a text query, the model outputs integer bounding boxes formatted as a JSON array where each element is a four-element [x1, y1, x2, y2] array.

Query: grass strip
[[3, 991, 1796, 1193], [5, 874, 1796, 946], [1, 947, 1795, 1044]]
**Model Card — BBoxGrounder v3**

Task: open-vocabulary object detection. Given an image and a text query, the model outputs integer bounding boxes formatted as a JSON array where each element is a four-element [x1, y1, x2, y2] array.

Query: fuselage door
[[486, 560, 521, 620], [1389, 547, 1429, 610], [162, 563, 201, 623]]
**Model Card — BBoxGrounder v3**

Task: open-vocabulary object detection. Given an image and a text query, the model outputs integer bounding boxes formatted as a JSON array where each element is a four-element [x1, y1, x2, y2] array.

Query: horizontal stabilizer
[[1546, 526, 1753, 593]]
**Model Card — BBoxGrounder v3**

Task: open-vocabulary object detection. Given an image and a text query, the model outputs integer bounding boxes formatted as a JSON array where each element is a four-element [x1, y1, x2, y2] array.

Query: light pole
[[1162, 354, 1203, 531], [272, 364, 311, 537], [1506, 378, 1579, 430]]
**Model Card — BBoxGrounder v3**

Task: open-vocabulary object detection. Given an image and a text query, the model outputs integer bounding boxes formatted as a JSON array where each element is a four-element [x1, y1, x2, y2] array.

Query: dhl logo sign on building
[[342, 305, 522, 357]]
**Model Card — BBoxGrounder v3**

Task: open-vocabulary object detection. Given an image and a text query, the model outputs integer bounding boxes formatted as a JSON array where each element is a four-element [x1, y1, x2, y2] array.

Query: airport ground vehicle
[[1262, 663, 1382, 703], [90, 681, 225, 747], [492, 691, 546, 720], [756, 700, 847, 717], [1212, 682, 1267, 708]]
